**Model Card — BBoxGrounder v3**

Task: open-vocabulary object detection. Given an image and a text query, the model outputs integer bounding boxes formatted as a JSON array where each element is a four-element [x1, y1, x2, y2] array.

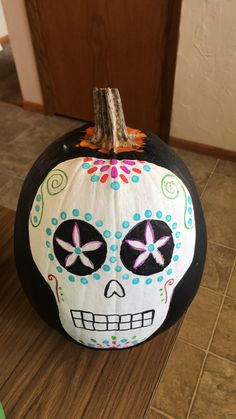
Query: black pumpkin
[[15, 88, 207, 349]]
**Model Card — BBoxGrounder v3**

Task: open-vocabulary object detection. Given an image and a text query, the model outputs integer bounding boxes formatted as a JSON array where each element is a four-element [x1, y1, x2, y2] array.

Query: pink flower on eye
[[56, 223, 102, 269], [126, 221, 170, 269]]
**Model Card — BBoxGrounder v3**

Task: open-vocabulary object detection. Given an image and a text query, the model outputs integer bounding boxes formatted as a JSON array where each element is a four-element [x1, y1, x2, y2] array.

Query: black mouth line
[[70, 309, 155, 331]]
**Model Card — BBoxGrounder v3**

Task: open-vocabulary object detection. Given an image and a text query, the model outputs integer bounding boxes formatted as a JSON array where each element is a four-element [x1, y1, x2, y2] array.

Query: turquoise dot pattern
[[60, 211, 67, 220], [111, 181, 120, 190], [84, 212, 92, 221], [144, 210, 152, 218], [122, 221, 130, 229], [80, 277, 88, 284], [110, 244, 118, 251], [43, 208, 182, 286], [103, 230, 111, 238], [72, 209, 80, 216]]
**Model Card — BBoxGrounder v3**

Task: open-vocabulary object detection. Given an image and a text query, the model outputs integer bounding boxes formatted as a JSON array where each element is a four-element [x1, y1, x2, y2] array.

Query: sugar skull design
[[29, 156, 196, 349]]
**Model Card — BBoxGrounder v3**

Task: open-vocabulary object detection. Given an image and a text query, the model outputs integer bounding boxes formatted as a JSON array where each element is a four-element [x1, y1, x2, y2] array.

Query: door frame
[[26, 0, 182, 140]]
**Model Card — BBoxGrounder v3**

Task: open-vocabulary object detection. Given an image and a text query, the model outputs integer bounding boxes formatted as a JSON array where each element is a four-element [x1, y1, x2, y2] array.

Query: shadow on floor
[[0, 42, 22, 106]]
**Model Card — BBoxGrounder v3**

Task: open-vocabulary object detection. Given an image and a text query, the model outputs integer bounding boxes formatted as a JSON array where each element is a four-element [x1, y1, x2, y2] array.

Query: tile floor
[[0, 102, 235, 419], [149, 150, 236, 419]]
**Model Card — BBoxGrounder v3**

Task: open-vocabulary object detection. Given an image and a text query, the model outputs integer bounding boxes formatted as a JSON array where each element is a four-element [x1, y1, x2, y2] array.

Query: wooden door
[[26, 1, 181, 138]]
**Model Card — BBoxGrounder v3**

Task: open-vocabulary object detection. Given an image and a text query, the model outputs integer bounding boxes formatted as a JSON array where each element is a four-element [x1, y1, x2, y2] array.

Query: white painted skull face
[[29, 157, 196, 349]]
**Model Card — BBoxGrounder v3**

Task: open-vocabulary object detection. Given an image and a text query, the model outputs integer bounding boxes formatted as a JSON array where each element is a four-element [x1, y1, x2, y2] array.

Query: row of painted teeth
[[71, 309, 155, 331]]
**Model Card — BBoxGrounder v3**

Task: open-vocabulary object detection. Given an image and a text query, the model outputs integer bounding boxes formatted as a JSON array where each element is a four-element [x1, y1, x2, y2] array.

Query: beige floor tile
[[190, 354, 236, 419], [215, 159, 236, 178], [0, 101, 19, 119], [31, 114, 83, 145], [0, 146, 36, 179], [0, 176, 23, 210], [179, 287, 222, 349], [201, 242, 235, 294], [152, 340, 205, 419], [202, 173, 236, 249], [12, 130, 47, 157], [17, 118, 82, 149], [0, 101, 64, 129], [12, 124, 58, 150], [147, 408, 172, 419], [0, 173, 11, 190], [174, 148, 217, 194], [0, 102, 43, 126], [210, 297, 236, 362], [227, 263, 236, 299], [0, 117, 28, 144]]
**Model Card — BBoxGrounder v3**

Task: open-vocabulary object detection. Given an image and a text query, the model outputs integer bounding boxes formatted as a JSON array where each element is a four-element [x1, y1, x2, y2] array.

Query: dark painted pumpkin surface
[[14, 88, 207, 349]]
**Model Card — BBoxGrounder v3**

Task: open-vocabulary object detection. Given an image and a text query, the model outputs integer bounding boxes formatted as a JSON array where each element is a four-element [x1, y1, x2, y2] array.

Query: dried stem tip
[[91, 87, 137, 151]]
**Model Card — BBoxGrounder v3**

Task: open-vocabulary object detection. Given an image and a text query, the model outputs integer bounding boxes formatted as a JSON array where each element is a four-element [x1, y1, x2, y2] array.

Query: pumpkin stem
[[90, 87, 137, 151]]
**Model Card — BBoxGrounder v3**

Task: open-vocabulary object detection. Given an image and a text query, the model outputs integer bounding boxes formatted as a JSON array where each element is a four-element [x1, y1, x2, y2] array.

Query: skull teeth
[[71, 309, 155, 331]]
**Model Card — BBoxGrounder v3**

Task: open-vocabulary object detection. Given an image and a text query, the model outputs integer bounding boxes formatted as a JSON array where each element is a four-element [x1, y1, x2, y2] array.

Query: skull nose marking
[[104, 280, 125, 299]]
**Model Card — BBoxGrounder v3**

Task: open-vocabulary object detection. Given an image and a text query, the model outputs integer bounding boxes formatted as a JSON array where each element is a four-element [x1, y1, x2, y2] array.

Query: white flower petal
[[133, 251, 149, 269], [80, 253, 94, 269], [126, 240, 146, 251], [156, 236, 170, 249], [65, 253, 77, 267], [72, 223, 81, 247], [81, 241, 102, 252], [56, 238, 75, 252], [153, 250, 165, 266], [145, 221, 155, 245]]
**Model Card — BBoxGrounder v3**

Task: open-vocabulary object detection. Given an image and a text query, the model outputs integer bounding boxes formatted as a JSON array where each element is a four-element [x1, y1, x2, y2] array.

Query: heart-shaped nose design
[[104, 280, 125, 298]]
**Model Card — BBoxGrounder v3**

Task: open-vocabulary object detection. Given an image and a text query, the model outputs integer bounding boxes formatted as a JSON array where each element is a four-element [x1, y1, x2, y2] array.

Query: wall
[[0, 0, 8, 51], [2, 0, 43, 104], [0, 1, 8, 38], [170, 0, 236, 152]]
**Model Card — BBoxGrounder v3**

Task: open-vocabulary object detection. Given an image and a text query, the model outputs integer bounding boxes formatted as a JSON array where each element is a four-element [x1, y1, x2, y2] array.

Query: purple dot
[[110, 159, 118, 165], [111, 167, 118, 178], [100, 165, 109, 172], [94, 160, 105, 165], [123, 160, 135, 166], [120, 165, 130, 174]]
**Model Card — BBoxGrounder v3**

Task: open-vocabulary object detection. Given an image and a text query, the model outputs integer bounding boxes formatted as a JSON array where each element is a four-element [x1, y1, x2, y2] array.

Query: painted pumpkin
[[15, 88, 207, 349]]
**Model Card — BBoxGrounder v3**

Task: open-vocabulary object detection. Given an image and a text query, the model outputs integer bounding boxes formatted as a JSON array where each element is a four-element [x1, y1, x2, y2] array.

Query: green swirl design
[[30, 169, 68, 227], [46, 169, 68, 195], [161, 174, 194, 229]]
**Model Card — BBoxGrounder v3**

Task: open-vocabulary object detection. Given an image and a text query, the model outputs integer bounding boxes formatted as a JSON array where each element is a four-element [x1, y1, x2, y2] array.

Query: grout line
[[150, 406, 176, 419], [146, 329, 181, 419], [200, 284, 236, 300], [219, 293, 236, 302], [222, 257, 236, 298], [208, 240, 236, 252], [177, 337, 206, 353], [213, 159, 220, 171], [200, 159, 219, 199], [177, 337, 236, 367], [199, 284, 225, 297], [198, 284, 236, 300], [208, 350, 236, 367], [186, 256, 236, 418], [199, 284, 224, 296]]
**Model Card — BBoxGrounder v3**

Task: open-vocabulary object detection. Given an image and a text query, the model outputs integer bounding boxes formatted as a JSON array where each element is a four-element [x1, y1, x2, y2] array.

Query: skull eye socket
[[120, 219, 174, 275], [53, 220, 107, 275]]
